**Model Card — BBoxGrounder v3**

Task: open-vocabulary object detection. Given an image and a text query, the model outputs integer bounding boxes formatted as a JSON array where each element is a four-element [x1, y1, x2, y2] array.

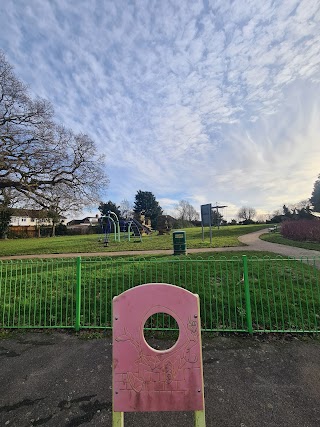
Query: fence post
[[242, 255, 253, 334], [75, 256, 82, 331]]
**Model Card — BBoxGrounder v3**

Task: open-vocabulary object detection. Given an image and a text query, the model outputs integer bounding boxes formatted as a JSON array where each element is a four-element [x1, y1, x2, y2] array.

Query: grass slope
[[0, 225, 268, 257]]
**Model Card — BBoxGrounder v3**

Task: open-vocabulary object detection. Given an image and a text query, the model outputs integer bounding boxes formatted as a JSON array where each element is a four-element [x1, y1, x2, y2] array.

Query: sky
[[1, 0, 320, 220]]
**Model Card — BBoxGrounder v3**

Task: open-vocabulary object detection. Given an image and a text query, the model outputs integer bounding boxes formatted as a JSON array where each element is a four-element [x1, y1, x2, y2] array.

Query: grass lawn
[[0, 224, 269, 257], [260, 232, 320, 252], [1, 250, 319, 333]]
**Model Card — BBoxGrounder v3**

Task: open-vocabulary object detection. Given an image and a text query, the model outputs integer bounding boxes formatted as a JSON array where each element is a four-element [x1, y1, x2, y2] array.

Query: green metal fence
[[1, 255, 320, 333]]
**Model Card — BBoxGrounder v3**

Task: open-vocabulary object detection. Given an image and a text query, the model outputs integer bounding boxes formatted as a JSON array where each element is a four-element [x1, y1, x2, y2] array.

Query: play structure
[[157, 214, 173, 235], [112, 283, 206, 426], [99, 211, 152, 246]]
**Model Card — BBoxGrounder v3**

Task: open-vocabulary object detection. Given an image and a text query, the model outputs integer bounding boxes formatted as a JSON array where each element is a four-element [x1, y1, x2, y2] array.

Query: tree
[[296, 206, 313, 220], [282, 205, 292, 218], [30, 186, 81, 237], [0, 51, 108, 215], [133, 190, 163, 228], [237, 206, 256, 223], [310, 174, 320, 212], [175, 200, 199, 222], [295, 199, 311, 210], [269, 200, 314, 224], [0, 190, 13, 239], [292, 200, 313, 220], [119, 199, 133, 219], [256, 214, 267, 224], [212, 209, 223, 226], [98, 201, 121, 219]]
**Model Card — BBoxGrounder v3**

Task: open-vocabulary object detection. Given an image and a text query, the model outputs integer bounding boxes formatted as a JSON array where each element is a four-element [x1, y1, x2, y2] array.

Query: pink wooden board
[[113, 283, 204, 412]]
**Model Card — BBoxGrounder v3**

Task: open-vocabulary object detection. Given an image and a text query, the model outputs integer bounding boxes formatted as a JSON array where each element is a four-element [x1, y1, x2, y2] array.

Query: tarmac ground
[[1, 331, 320, 427]]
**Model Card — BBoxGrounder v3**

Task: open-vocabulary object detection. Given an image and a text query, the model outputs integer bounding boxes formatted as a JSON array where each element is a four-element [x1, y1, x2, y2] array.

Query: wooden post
[[195, 410, 206, 427], [113, 411, 124, 427]]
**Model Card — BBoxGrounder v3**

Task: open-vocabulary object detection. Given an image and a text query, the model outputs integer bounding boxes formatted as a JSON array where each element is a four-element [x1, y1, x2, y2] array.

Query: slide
[[131, 218, 152, 235]]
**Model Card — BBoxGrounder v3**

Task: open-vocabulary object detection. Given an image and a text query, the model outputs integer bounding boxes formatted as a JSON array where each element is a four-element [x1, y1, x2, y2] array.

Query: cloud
[[0, 0, 320, 216], [211, 81, 320, 211]]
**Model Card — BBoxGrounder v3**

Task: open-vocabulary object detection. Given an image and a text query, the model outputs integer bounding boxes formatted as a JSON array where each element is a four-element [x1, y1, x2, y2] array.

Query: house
[[10, 209, 63, 227], [67, 216, 100, 231], [9, 209, 66, 238]]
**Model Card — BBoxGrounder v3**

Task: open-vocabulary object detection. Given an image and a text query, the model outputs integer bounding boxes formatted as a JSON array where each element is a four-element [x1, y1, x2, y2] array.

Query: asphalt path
[[1, 332, 320, 427], [238, 230, 320, 259]]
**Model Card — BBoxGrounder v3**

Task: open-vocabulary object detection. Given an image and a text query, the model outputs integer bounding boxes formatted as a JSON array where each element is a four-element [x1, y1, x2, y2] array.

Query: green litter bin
[[173, 230, 186, 255]]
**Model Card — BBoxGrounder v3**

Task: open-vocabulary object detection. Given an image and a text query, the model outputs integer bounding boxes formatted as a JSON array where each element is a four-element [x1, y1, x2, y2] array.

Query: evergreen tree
[[133, 191, 163, 228], [98, 201, 121, 219], [0, 192, 13, 239], [310, 174, 320, 212], [282, 205, 292, 218], [212, 210, 224, 226]]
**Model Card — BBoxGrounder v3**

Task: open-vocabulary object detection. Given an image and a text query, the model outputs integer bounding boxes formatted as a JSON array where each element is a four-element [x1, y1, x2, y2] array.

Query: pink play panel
[[113, 283, 204, 412]]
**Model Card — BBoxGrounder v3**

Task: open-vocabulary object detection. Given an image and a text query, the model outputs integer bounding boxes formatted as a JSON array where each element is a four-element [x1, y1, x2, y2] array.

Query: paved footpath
[[238, 230, 320, 258], [1, 230, 319, 262], [238, 230, 320, 269]]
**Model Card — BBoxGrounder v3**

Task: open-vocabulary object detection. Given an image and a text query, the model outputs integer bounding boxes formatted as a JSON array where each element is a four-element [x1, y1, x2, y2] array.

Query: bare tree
[[175, 200, 199, 221], [255, 214, 267, 223], [0, 51, 108, 214], [119, 199, 133, 219], [237, 206, 256, 222], [27, 183, 95, 237]]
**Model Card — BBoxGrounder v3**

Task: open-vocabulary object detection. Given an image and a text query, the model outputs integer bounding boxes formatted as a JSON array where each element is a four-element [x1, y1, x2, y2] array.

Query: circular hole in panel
[[143, 313, 180, 351]]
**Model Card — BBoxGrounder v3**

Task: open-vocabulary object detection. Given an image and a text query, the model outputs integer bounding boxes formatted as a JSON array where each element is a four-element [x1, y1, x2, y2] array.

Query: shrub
[[281, 220, 320, 242], [55, 224, 68, 235], [172, 219, 195, 229]]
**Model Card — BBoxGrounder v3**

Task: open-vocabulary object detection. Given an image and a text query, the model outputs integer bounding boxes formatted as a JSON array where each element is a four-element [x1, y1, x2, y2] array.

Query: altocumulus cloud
[[0, 0, 320, 217]]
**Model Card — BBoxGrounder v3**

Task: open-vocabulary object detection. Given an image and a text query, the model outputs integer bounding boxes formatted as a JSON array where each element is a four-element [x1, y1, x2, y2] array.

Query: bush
[[55, 224, 68, 235], [239, 219, 255, 225], [281, 220, 320, 242], [172, 219, 195, 229]]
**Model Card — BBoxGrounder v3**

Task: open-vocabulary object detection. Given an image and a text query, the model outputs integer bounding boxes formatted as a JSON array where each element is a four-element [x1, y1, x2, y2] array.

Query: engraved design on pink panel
[[113, 283, 204, 412]]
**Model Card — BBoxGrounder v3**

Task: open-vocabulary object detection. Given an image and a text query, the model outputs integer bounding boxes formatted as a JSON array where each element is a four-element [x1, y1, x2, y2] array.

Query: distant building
[[67, 215, 100, 231], [10, 208, 65, 226], [9, 209, 66, 238]]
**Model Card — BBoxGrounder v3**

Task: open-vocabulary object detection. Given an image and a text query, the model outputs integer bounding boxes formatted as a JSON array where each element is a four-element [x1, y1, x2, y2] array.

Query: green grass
[[0, 224, 269, 257], [1, 251, 320, 333], [260, 232, 320, 252]]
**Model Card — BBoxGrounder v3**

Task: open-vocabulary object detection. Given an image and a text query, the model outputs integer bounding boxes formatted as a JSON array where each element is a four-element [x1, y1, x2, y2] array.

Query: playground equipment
[[112, 283, 205, 426], [100, 211, 150, 245], [128, 218, 143, 242], [157, 214, 173, 235], [121, 218, 143, 242], [100, 212, 120, 246]]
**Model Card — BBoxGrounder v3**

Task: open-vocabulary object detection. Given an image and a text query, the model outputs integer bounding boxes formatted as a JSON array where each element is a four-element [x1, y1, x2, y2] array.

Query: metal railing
[[1, 255, 320, 333]]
